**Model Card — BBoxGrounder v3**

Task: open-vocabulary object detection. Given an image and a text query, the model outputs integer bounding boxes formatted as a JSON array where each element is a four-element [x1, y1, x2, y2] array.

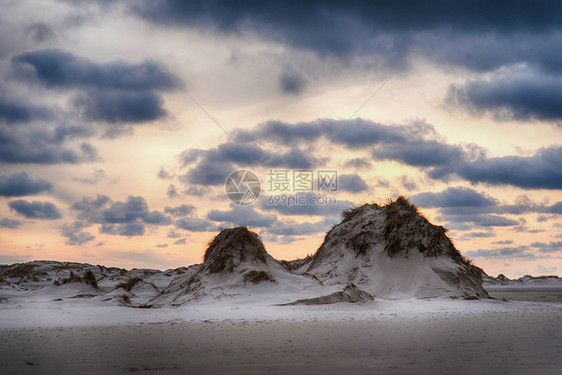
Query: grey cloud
[[0, 218, 22, 229], [0, 97, 53, 124], [174, 217, 216, 232], [73, 90, 166, 123], [338, 174, 368, 193], [167, 184, 179, 198], [431, 146, 562, 190], [131, 0, 562, 73], [167, 230, 182, 238], [207, 204, 278, 228], [530, 241, 562, 253], [100, 222, 145, 237], [72, 195, 172, 235], [26, 23, 56, 43], [465, 245, 535, 259], [61, 221, 95, 245], [0, 125, 99, 164], [179, 142, 323, 186], [0, 171, 52, 197], [448, 70, 562, 122], [492, 240, 514, 245], [438, 213, 519, 228], [412, 187, 498, 210], [164, 204, 195, 217], [343, 158, 371, 170], [8, 199, 62, 220], [279, 67, 307, 95], [144, 211, 172, 225], [12, 49, 175, 90]]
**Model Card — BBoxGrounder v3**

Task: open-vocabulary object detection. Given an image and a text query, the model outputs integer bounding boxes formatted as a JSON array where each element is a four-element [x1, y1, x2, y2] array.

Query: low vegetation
[[204, 226, 267, 274], [54, 270, 98, 289], [243, 270, 276, 284], [116, 277, 142, 292]]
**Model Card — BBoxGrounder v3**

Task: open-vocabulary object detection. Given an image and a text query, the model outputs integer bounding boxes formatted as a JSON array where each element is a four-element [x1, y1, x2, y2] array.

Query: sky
[[1, 0, 561, 278]]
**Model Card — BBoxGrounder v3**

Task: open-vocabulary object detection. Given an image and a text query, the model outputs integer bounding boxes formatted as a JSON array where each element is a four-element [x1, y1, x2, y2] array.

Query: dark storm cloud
[[73, 90, 166, 123], [448, 71, 562, 122], [0, 92, 98, 165], [8, 199, 62, 220], [207, 205, 278, 228], [431, 146, 562, 190], [12, 49, 175, 90], [0, 97, 53, 124], [11, 49, 177, 127], [0, 171, 52, 197], [337, 174, 368, 193], [131, 1, 562, 72], [279, 67, 307, 95], [0, 218, 22, 229], [61, 221, 95, 245]]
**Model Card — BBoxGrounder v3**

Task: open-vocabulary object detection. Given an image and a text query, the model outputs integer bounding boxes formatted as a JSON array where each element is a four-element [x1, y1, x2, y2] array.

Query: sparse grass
[[382, 197, 419, 257], [2, 264, 42, 279], [54, 270, 98, 289], [204, 226, 267, 274], [243, 270, 276, 284], [83, 270, 98, 288], [347, 232, 370, 256], [341, 206, 362, 223], [116, 277, 142, 292]]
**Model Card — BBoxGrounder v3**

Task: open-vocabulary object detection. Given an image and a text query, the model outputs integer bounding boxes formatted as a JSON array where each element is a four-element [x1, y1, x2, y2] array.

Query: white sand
[[1, 297, 560, 374]]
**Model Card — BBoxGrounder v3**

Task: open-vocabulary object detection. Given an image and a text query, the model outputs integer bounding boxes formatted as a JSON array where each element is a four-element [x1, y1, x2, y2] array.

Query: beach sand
[[1, 297, 560, 374]]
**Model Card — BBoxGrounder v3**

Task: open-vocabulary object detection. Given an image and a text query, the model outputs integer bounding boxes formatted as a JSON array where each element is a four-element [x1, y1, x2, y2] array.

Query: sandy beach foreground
[[1, 299, 560, 375]]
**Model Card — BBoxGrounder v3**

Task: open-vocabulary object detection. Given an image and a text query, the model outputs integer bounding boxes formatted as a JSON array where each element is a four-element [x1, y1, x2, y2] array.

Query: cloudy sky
[[1, 0, 561, 277]]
